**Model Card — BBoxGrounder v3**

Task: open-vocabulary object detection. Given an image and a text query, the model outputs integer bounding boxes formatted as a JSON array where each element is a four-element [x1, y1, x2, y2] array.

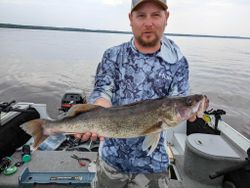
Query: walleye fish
[[21, 94, 207, 155]]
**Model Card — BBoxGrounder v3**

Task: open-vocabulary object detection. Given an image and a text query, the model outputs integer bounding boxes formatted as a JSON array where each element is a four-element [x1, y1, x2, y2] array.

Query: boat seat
[[184, 133, 241, 185]]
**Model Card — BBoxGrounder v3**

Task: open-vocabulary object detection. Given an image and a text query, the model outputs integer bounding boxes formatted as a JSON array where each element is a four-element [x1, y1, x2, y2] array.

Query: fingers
[[205, 99, 209, 110], [81, 132, 92, 141], [74, 132, 104, 142], [91, 133, 98, 141], [74, 133, 82, 139], [203, 95, 209, 108], [73, 132, 91, 141], [99, 136, 105, 141], [188, 114, 197, 122], [89, 133, 105, 141]]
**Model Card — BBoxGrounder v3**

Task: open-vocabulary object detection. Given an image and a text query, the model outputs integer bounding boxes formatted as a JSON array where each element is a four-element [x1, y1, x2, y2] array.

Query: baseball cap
[[131, 0, 168, 12]]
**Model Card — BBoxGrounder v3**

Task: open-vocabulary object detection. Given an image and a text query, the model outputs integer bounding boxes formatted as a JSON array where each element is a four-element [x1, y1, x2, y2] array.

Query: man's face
[[129, 1, 169, 48]]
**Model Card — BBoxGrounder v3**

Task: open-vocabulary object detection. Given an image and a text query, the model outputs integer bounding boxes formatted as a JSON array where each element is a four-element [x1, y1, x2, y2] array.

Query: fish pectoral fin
[[20, 119, 48, 148], [142, 132, 161, 156], [66, 104, 101, 117]]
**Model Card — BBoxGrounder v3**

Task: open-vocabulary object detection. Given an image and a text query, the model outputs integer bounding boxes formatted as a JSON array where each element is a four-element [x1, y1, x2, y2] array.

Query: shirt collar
[[130, 37, 183, 64]]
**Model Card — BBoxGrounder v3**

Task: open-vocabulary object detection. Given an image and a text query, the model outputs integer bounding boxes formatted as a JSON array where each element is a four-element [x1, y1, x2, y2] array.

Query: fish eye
[[186, 98, 193, 106]]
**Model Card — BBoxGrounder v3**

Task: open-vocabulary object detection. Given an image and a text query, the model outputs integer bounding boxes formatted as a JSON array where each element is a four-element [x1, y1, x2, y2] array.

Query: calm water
[[0, 28, 250, 139]]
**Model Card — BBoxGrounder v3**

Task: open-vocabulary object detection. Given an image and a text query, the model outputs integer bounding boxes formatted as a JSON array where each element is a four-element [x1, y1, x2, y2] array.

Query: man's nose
[[144, 16, 153, 27]]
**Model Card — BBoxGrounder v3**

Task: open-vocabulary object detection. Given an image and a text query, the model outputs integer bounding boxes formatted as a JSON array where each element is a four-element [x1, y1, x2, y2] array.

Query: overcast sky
[[0, 0, 249, 37]]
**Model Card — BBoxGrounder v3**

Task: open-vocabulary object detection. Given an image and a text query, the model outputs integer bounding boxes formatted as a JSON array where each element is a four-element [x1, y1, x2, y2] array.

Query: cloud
[[0, 0, 249, 36], [102, 0, 127, 6], [167, 0, 250, 36]]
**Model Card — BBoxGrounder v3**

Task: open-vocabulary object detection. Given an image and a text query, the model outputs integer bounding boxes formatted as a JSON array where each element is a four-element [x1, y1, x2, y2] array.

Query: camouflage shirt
[[89, 36, 189, 173]]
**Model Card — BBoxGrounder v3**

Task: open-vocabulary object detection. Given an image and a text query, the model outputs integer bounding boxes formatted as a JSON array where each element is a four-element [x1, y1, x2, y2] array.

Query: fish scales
[[47, 105, 160, 138]]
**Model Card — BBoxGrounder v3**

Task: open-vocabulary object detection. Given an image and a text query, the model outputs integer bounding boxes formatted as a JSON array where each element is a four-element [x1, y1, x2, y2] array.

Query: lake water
[[0, 28, 249, 139]]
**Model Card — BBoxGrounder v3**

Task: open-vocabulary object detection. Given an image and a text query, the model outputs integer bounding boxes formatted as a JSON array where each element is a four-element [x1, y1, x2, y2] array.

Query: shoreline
[[1, 23, 250, 40]]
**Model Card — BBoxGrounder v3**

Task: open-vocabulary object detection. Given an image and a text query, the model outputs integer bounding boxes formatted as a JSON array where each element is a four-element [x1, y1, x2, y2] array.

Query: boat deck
[[0, 151, 97, 188], [0, 150, 222, 188]]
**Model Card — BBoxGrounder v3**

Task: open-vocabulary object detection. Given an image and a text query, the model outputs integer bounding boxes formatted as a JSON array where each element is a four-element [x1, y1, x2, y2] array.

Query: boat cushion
[[187, 133, 240, 159]]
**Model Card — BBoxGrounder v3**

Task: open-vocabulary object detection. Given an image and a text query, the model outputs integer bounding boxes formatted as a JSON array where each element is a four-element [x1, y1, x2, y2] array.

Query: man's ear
[[165, 11, 170, 25], [129, 13, 132, 26]]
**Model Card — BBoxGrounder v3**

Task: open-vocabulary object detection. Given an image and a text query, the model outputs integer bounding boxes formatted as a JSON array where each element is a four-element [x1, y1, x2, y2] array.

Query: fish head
[[175, 94, 207, 121], [158, 94, 207, 128]]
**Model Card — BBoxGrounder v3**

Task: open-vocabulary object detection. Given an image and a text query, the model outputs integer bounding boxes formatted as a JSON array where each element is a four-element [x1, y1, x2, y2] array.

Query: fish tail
[[20, 119, 48, 148]]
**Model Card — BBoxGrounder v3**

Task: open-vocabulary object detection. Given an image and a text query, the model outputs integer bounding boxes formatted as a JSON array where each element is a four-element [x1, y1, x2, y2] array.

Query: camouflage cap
[[131, 0, 168, 12]]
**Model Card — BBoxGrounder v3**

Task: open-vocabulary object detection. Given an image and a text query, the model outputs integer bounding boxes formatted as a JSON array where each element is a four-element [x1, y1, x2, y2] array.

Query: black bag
[[0, 108, 40, 159], [223, 168, 250, 188], [186, 118, 220, 136]]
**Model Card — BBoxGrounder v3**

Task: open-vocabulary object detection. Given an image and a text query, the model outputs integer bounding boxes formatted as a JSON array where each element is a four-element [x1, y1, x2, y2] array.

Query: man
[[75, 0, 191, 187]]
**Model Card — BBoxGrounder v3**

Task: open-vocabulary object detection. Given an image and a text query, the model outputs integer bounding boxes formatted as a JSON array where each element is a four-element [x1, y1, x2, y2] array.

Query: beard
[[135, 32, 161, 48]]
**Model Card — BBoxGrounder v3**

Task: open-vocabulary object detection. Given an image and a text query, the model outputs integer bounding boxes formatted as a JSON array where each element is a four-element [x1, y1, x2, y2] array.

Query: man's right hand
[[74, 97, 111, 142], [74, 132, 104, 142]]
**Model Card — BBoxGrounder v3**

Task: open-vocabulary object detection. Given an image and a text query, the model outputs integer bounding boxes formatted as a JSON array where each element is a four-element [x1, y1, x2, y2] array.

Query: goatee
[[136, 35, 160, 48], [137, 37, 159, 47]]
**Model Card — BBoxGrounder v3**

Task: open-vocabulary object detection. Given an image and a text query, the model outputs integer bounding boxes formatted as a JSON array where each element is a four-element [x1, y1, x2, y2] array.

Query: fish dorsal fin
[[66, 104, 101, 118], [142, 132, 161, 156], [112, 99, 151, 110], [122, 100, 144, 107]]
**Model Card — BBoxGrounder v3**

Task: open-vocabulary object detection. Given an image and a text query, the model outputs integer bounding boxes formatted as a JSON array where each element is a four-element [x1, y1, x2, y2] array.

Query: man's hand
[[188, 95, 210, 122], [74, 97, 111, 142], [74, 132, 104, 142]]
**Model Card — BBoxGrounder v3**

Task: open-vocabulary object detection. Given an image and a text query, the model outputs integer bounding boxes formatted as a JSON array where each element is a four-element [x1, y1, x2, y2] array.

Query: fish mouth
[[177, 96, 206, 120], [196, 97, 206, 118]]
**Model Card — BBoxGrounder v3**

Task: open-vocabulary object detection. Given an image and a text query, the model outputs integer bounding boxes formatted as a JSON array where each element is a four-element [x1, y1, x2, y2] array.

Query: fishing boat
[[0, 90, 249, 188]]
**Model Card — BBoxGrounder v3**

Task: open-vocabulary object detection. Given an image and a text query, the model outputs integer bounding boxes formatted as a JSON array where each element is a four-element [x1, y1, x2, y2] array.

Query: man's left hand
[[188, 95, 209, 122]]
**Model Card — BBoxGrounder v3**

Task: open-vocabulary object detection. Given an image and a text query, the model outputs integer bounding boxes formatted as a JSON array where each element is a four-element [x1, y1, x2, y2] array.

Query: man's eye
[[137, 14, 145, 18], [153, 14, 161, 17]]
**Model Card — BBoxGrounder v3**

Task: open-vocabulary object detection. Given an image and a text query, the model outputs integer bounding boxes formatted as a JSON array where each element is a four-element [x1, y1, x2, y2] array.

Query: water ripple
[[0, 30, 249, 138]]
